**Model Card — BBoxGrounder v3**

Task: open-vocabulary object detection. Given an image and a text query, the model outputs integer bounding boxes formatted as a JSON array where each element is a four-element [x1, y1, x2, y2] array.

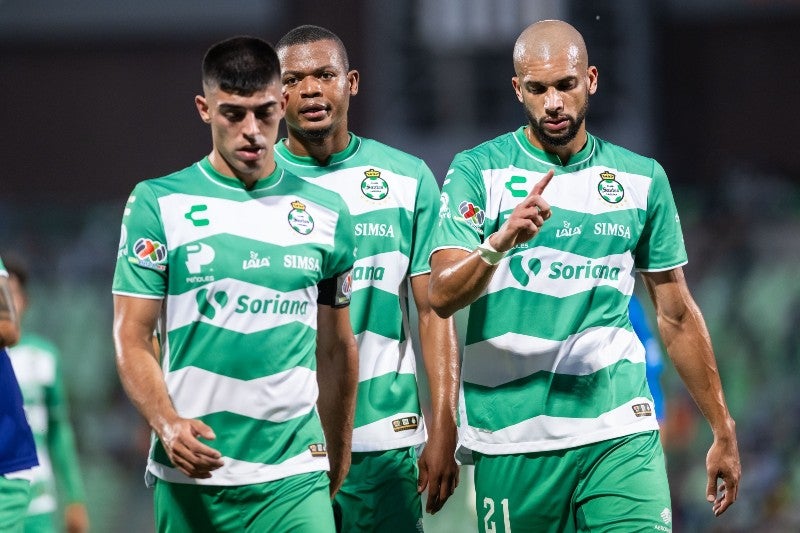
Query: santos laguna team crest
[[597, 170, 624, 204], [361, 168, 389, 200], [288, 200, 315, 235]]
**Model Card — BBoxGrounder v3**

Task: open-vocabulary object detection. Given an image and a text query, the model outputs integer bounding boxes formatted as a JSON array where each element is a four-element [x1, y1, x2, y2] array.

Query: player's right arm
[[428, 170, 553, 318], [113, 294, 223, 479]]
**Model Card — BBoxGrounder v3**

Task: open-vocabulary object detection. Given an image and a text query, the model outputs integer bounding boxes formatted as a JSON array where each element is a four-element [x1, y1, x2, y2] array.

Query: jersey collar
[[197, 157, 284, 191], [513, 126, 596, 167]]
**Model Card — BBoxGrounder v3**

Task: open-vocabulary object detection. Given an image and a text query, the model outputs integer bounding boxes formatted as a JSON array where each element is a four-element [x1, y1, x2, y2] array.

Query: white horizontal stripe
[[351, 250, 410, 296], [459, 398, 659, 456], [485, 247, 636, 298], [481, 165, 651, 222], [297, 166, 417, 216], [148, 449, 328, 486], [166, 366, 317, 422], [158, 193, 338, 249], [352, 413, 427, 452], [165, 278, 317, 334], [462, 327, 644, 387], [355, 331, 417, 383]]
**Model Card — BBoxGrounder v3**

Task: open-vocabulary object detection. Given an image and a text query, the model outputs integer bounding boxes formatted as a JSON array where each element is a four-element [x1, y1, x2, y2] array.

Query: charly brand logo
[[597, 170, 624, 204], [129, 238, 167, 271], [504, 175, 529, 198], [243, 250, 270, 270], [288, 200, 314, 235], [509, 255, 542, 286], [185, 204, 210, 227], [196, 288, 228, 320], [361, 168, 389, 200]]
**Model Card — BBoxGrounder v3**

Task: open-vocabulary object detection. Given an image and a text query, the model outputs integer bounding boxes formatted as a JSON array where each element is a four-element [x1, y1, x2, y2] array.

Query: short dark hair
[[276, 25, 350, 71], [202, 36, 281, 95]]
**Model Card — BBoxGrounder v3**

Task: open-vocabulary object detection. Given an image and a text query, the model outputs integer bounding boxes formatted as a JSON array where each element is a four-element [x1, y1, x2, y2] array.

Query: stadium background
[[2, 0, 799, 531]]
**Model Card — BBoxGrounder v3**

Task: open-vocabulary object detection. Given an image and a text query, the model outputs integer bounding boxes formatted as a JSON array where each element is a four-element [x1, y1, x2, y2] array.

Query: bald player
[[428, 19, 740, 531]]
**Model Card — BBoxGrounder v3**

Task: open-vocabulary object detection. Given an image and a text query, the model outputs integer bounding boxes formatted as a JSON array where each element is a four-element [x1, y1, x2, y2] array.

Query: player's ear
[[195, 95, 211, 123], [347, 70, 360, 96], [586, 66, 598, 96], [512, 77, 524, 103]]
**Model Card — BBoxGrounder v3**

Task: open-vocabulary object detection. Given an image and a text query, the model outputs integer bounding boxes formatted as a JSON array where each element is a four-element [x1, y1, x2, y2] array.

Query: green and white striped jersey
[[275, 134, 440, 452], [112, 158, 356, 486], [8, 333, 85, 517], [432, 128, 687, 459]]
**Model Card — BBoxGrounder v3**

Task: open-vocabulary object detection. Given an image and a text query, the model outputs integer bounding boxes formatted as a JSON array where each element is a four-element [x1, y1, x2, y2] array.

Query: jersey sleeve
[[634, 160, 688, 271], [430, 151, 488, 259], [112, 181, 169, 297], [408, 160, 441, 276]]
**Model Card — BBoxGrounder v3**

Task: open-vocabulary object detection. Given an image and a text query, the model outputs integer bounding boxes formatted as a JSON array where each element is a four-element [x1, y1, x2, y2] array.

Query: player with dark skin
[[277, 27, 460, 520]]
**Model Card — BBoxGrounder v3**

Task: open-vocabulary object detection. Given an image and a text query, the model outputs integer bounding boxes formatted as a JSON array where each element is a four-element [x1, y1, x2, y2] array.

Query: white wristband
[[475, 238, 507, 265]]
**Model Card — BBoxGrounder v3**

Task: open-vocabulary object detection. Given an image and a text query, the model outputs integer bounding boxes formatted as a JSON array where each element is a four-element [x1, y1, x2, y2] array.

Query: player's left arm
[[412, 273, 460, 514], [641, 267, 740, 516], [316, 302, 358, 498]]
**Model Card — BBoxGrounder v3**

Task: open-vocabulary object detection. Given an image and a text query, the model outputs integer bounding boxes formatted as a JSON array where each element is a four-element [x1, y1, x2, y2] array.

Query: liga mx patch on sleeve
[[128, 237, 168, 271], [334, 270, 353, 307]]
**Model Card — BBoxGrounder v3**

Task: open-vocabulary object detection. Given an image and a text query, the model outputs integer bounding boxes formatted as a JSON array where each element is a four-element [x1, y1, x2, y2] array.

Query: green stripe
[[350, 287, 405, 341], [464, 360, 650, 431], [352, 207, 413, 257], [153, 409, 324, 466], [167, 322, 315, 379], [353, 373, 421, 428], [466, 286, 630, 344]]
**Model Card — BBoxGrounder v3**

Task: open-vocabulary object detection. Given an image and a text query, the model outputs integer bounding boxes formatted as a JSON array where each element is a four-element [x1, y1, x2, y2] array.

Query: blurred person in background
[[629, 293, 666, 424], [275, 25, 460, 532], [428, 19, 740, 531], [0, 254, 39, 532], [112, 36, 358, 532], [5, 256, 89, 533]]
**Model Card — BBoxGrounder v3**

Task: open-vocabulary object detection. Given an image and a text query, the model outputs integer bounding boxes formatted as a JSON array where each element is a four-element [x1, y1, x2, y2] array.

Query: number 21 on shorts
[[483, 497, 511, 533]]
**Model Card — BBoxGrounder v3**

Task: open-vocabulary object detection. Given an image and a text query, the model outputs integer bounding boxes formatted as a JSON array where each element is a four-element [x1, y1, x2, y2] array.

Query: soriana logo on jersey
[[288, 200, 315, 235]]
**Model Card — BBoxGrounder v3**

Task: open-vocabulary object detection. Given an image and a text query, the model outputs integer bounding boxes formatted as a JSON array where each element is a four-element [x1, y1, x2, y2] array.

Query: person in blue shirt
[[0, 255, 39, 531]]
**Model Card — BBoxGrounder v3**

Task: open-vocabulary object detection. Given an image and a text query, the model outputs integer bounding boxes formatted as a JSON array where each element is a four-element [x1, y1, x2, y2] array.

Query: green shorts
[[154, 471, 335, 533], [333, 447, 423, 533], [23, 511, 57, 533], [0, 476, 32, 533], [474, 431, 672, 533]]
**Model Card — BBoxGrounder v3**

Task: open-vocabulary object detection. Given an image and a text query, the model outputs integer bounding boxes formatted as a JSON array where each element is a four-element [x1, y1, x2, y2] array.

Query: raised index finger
[[530, 169, 554, 196]]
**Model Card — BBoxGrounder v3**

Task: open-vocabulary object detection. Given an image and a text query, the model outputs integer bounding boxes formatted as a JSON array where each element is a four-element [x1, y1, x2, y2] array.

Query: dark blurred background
[[2, 1, 800, 531]]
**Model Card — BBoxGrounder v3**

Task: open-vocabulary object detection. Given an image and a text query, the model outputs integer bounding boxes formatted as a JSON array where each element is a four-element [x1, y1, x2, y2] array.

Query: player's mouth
[[237, 144, 265, 161], [299, 102, 329, 121], [543, 117, 570, 132]]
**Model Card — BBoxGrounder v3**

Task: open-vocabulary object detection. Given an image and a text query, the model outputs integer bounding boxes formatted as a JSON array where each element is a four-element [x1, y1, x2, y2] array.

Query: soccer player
[[5, 257, 89, 533], [275, 25, 460, 532], [112, 36, 358, 533], [428, 19, 740, 531], [0, 255, 39, 531]]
